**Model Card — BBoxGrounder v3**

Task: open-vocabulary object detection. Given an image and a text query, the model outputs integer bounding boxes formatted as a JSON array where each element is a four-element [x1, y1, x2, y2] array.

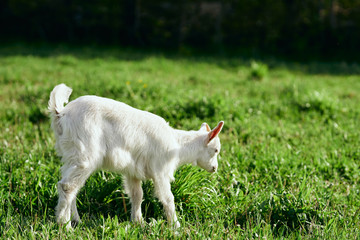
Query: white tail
[[48, 83, 73, 115]]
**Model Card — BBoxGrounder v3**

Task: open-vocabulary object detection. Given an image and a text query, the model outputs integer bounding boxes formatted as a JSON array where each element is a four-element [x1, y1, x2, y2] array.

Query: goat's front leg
[[124, 176, 143, 223], [153, 177, 180, 228]]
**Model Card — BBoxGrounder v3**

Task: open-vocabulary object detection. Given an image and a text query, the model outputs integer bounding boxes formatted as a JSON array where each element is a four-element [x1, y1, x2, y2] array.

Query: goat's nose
[[212, 166, 217, 173]]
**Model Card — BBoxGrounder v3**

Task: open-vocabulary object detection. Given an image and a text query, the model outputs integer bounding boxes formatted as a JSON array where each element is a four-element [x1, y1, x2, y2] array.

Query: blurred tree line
[[1, 0, 359, 58]]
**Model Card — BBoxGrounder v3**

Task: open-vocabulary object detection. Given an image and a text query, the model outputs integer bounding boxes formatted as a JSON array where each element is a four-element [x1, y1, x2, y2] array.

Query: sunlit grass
[[1, 45, 359, 239]]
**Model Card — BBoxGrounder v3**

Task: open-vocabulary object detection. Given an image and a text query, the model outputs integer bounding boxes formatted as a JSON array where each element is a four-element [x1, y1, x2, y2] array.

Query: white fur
[[48, 84, 224, 229]]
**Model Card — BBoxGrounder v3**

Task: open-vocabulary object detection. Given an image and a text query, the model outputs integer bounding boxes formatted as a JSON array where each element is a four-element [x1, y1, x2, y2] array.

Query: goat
[[48, 83, 224, 229]]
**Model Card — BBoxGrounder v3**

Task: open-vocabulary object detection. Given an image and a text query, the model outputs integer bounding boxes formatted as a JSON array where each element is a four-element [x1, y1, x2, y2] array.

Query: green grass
[[1, 45, 359, 239]]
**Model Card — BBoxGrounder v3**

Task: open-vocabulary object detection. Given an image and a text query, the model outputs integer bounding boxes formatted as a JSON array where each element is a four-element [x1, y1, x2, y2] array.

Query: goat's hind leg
[[70, 198, 80, 227], [56, 163, 92, 229]]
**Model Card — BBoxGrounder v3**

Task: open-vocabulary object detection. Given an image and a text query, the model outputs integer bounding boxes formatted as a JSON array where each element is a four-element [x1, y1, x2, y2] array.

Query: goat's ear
[[207, 121, 224, 144], [200, 122, 211, 132]]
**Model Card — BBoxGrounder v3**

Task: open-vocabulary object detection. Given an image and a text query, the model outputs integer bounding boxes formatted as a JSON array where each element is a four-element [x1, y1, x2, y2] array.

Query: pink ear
[[207, 121, 224, 143]]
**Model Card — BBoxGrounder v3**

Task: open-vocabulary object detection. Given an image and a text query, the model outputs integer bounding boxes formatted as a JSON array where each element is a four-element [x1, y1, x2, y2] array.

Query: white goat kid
[[48, 84, 224, 229]]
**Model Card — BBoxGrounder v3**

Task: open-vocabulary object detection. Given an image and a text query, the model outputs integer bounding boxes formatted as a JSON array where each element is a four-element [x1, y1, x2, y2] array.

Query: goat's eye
[[215, 149, 219, 153]]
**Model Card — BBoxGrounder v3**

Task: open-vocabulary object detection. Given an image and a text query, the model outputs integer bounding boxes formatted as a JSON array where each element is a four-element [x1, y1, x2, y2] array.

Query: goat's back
[[55, 95, 179, 178]]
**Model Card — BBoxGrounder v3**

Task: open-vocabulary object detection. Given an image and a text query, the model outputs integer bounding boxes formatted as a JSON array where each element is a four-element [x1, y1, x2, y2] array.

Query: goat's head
[[196, 121, 224, 173]]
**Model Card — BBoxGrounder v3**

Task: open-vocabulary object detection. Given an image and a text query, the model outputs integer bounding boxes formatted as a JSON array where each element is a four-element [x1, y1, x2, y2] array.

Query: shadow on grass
[[74, 174, 166, 225], [235, 192, 325, 237]]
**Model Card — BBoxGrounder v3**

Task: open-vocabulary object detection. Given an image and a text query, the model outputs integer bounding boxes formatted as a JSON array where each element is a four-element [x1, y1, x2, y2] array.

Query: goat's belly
[[102, 148, 147, 179]]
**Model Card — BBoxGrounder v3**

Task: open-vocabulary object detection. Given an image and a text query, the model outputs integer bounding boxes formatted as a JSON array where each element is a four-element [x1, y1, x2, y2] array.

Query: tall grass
[[1, 45, 359, 239]]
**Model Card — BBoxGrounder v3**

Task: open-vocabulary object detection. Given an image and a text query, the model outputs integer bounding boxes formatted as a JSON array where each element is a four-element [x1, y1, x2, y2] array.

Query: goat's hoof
[[173, 221, 180, 229], [59, 222, 73, 231], [71, 219, 80, 228], [131, 217, 144, 226]]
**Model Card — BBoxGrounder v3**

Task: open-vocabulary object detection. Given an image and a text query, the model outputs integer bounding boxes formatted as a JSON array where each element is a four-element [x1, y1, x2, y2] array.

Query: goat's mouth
[[209, 166, 217, 173]]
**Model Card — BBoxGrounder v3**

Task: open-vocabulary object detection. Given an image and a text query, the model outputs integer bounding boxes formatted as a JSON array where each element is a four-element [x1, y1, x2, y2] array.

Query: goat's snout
[[211, 165, 217, 173]]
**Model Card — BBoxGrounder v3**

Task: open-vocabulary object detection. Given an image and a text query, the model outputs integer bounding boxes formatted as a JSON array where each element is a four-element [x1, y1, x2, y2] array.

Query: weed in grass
[[249, 60, 269, 81]]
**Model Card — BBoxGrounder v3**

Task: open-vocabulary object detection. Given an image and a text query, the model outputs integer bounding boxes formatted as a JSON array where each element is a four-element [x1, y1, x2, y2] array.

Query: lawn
[[1, 45, 359, 239]]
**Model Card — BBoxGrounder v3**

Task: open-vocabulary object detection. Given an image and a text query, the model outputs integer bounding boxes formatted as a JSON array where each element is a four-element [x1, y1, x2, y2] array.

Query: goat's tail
[[48, 83, 73, 116]]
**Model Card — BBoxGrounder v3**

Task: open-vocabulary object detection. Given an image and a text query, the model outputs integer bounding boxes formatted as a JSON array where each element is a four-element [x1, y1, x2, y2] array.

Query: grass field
[[1, 45, 359, 239]]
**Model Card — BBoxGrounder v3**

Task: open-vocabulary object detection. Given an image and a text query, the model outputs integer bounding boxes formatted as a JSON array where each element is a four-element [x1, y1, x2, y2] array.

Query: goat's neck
[[175, 129, 204, 166]]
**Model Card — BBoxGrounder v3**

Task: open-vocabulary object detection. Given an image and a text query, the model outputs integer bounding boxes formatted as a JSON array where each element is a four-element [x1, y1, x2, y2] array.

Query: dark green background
[[1, 0, 360, 59]]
